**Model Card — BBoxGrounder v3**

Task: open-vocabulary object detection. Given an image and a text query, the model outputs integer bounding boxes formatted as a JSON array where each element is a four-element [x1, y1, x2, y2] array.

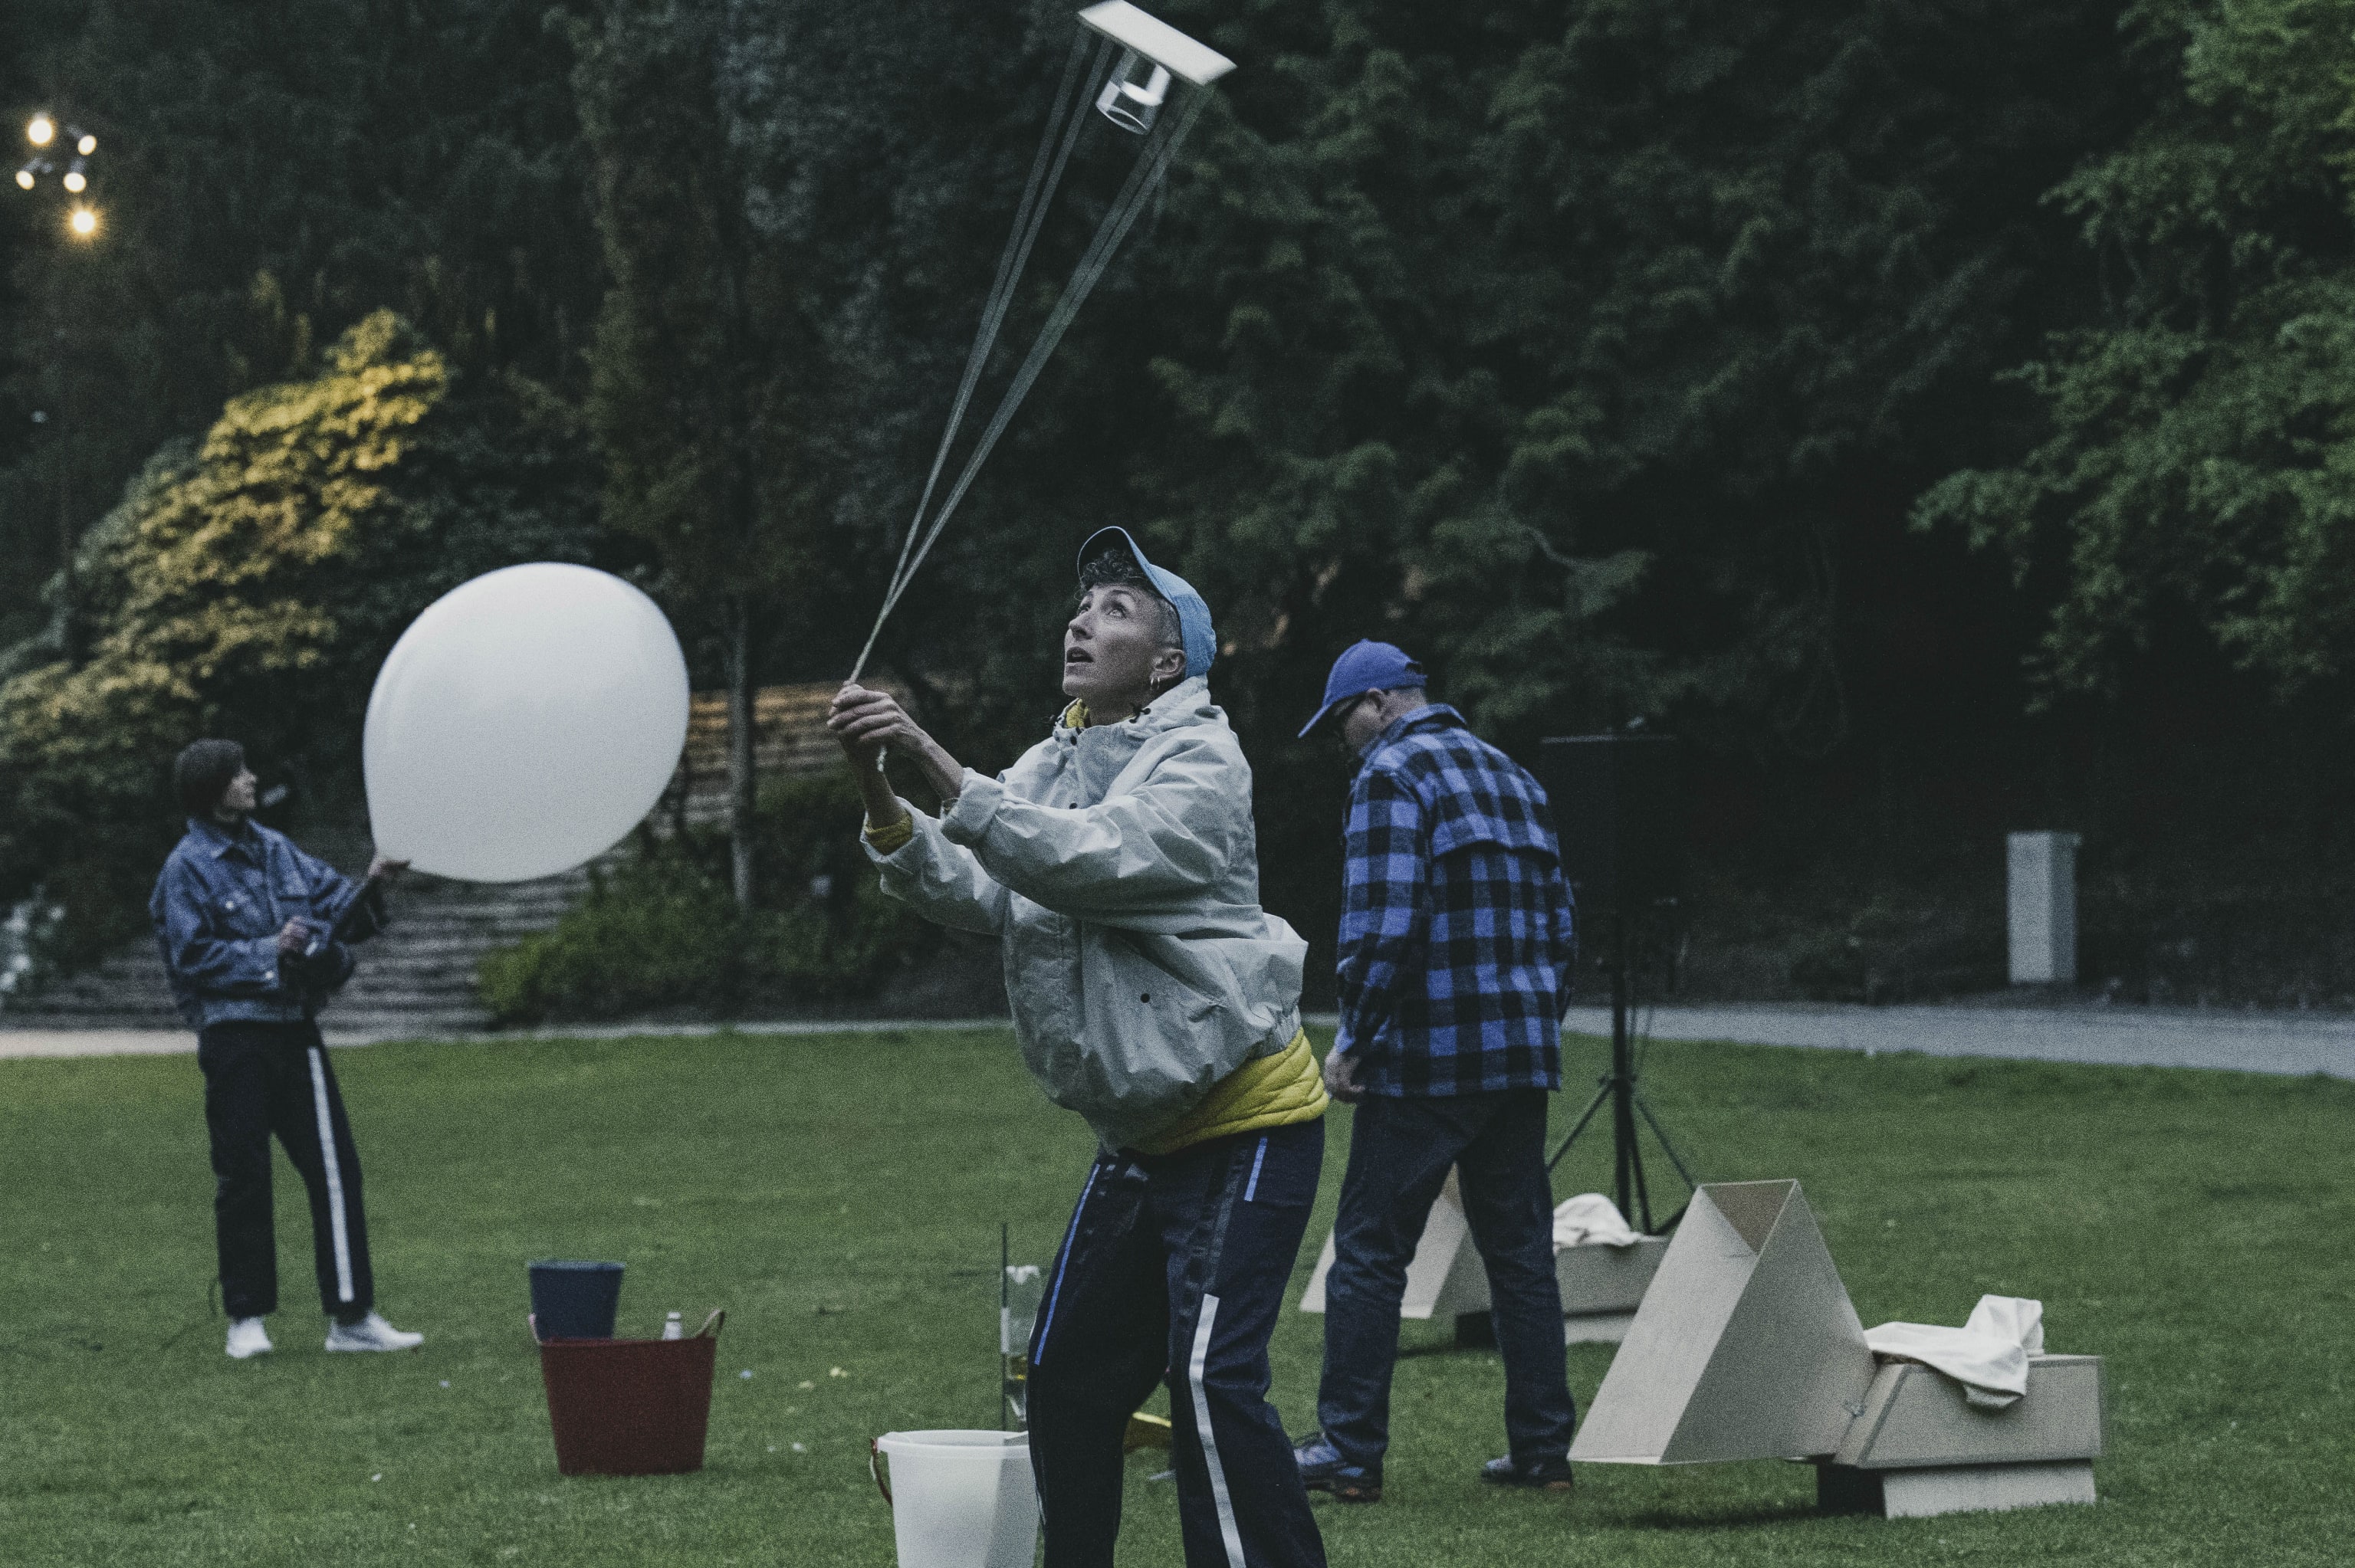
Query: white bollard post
[[2006, 832, 2081, 986]]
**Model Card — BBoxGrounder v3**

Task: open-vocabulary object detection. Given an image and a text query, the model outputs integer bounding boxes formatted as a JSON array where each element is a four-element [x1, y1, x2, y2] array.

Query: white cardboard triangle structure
[[1570, 1179, 1876, 1465], [1298, 1169, 1670, 1336]]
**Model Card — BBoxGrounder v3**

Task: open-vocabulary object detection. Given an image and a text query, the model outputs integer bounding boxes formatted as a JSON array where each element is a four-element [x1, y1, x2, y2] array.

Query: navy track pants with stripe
[[1027, 1118, 1328, 1568], [198, 1020, 374, 1320]]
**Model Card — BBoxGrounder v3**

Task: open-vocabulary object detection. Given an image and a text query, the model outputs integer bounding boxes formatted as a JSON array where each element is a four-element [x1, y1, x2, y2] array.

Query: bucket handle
[[695, 1308, 725, 1339], [869, 1438, 892, 1504]]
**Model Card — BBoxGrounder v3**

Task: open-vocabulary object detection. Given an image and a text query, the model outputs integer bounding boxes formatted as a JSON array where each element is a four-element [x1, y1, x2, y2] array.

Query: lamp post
[[15, 112, 100, 234], [11, 112, 103, 646]]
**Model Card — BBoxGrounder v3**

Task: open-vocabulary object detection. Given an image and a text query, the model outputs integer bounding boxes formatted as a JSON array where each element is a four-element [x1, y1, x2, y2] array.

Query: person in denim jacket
[[149, 738, 423, 1360]]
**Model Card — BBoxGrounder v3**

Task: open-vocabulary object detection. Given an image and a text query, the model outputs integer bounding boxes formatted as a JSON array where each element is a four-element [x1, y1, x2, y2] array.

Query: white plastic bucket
[[869, 1429, 1039, 1568]]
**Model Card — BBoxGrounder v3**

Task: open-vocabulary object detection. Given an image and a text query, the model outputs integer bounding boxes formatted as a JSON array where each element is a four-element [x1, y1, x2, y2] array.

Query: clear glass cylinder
[[1002, 1264, 1044, 1430]]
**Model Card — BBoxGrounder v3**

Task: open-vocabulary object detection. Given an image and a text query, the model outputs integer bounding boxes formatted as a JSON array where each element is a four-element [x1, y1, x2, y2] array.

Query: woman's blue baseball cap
[[1077, 526, 1215, 680], [1299, 640, 1426, 737]]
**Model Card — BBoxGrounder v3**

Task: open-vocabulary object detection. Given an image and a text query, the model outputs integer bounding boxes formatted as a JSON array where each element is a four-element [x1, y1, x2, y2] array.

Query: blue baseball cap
[[1299, 640, 1426, 737], [1077, 526, 1215, 681]]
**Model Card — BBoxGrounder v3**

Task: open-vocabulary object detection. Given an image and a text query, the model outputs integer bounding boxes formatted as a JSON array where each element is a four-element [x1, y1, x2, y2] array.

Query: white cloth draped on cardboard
[[1864, 1294, 2047, 1409], [1552, 1192, 1642, 1250]]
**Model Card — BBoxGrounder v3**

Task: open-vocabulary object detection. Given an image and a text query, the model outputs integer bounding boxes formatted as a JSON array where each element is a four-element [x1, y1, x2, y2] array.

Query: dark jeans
[[197, 1019, 373, 1320], [1316, 1090, 1575, 1470], [1027, 1119, 1328, 1568]]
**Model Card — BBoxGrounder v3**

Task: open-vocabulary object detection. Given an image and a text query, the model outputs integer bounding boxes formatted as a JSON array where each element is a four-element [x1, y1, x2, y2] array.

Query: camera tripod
[[1545, 904, 1700, 1234]]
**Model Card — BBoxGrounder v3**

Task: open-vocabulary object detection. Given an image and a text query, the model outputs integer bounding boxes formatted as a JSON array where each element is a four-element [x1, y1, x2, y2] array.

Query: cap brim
[[1298, 698, 1347, 740], [1079, 523, 1187, 611], [1078, 525, 1146, 579]]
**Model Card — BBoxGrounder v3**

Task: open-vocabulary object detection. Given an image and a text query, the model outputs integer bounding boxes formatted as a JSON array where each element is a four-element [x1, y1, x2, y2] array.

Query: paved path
[[0, 1028, 202, 1059], [0, 1017, 1015, 1060], [1560, 1002, 2355, 1080], [6, 1003, 2353, 1078]]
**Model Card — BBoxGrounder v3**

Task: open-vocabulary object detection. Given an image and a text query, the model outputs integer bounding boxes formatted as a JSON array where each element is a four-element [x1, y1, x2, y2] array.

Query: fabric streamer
[[856, 28, 1103, 676], [1552, 1192, 1643, 1250], [847, 26, 1217, 684], [1864, 1294, 2048, 1409]]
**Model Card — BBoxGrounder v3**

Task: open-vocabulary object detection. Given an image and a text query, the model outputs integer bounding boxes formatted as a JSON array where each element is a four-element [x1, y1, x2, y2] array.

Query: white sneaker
[[225, 1317, 274, 1360], [324, 1311, 425, 1353]]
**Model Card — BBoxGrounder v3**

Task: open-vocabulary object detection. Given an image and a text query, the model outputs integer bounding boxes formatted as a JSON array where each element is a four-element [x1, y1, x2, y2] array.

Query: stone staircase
[[327, 868, 594, 1038], [2, 683, 865, 1041], [4, 860, 597, 1040]]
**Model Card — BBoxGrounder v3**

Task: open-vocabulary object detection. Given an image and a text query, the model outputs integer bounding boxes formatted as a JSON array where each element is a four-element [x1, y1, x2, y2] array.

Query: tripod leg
[[1634, 1093, 1701, 1192], [1628, 1129, 1655, 1234], [1610, 909, 1637, 1223], [1545, 1081, 1614, 1173]]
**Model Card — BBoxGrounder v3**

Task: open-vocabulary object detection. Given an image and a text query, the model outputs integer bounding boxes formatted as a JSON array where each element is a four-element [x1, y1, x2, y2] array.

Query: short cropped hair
[[174, 739, 245, 817], [1076, 546, 1182, 651]]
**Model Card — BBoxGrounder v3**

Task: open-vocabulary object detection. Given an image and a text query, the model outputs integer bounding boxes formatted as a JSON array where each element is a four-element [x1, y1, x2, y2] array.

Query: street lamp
[[10, 111, 108, 634], [14, 110, 103, 238], [16, 113, 99, 213]]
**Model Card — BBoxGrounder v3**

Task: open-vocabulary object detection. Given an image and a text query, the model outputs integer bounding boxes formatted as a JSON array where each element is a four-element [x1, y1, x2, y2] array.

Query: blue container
[[530, 1259, 625, 1340]]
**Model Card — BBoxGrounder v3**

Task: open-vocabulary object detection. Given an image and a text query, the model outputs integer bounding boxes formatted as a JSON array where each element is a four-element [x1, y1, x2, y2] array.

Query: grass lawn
[[2, 1026, 2350, 1566]]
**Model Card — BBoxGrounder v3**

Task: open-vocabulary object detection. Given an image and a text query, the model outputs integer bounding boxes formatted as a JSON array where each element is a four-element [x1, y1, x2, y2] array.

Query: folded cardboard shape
[[1834, 1355, 2104, 1469], [1297, 1170, 1671, 1337], [1570, 1179, 1875, 1465], [1565, 1312, 1637, 1344], [1822, 1460, 2098, 1520], [1558, 1235, 1670, 1317]]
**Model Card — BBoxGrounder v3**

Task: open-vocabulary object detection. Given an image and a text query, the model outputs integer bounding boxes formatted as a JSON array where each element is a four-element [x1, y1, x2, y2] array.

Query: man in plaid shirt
[[1290, 641, 1579, 1501]]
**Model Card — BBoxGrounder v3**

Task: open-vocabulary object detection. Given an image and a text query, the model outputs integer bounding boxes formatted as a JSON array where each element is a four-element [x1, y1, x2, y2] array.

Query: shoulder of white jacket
[[1005, 730, 1069, 773], [1135, 712, 1246, 769], [1135, 674, 1222, 727]]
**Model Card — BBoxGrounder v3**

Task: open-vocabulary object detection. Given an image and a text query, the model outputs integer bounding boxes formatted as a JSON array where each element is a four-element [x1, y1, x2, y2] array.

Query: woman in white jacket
[[831, 528, 1328, 1568]]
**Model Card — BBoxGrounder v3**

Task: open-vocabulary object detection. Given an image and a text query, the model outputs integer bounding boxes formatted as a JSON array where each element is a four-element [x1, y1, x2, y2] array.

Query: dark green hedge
[[478, 770, 928, 1024]]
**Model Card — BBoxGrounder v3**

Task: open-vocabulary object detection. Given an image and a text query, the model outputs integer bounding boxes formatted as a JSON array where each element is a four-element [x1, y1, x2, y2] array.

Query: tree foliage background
[[1920, 0, 2355, 701], [9, 0, 2355, 1005]]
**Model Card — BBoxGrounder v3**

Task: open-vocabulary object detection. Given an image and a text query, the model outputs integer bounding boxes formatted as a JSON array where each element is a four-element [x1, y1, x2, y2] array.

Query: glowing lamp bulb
[[13, 169, 31, 190], [61, 169, 84, 193], [26, 115, 54, 147], [68, 207, 97, 238], [76, 134, 96, 156]]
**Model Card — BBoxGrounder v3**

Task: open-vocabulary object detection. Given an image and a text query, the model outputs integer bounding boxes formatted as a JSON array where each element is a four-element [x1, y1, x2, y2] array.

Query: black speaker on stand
[[1537, 733, 1700, 1234]]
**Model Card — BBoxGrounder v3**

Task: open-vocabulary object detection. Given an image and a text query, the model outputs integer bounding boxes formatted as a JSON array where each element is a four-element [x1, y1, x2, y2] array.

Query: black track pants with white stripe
[[1026, 1118, 1328, 1568], [198, 1020, 374, 1321]]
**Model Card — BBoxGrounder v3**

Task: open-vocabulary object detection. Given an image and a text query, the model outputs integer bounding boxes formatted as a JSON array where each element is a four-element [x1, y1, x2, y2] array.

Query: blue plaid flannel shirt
[[1334, 706, 1575, 1096]]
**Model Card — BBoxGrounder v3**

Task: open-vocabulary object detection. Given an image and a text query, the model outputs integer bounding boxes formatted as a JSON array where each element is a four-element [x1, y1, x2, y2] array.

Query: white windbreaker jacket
[[864, 675, 1306, 1150]]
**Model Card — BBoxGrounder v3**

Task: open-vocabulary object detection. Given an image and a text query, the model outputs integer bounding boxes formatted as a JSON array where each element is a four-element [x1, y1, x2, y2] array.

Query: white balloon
[[364, 564, 690, 883]]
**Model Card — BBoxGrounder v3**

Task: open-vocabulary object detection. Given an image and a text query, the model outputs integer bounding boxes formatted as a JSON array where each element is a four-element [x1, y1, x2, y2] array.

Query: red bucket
[[533, 1310, 724, 1477]]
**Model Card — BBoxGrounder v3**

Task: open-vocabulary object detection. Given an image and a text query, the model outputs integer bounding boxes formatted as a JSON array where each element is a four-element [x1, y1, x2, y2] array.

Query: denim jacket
[[149, 817, 389, 1028]]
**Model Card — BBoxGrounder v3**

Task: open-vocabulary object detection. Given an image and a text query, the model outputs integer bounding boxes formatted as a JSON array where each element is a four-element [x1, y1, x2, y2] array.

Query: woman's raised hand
[[828, 683, 967, 808], [828, 683, 922, 766]]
